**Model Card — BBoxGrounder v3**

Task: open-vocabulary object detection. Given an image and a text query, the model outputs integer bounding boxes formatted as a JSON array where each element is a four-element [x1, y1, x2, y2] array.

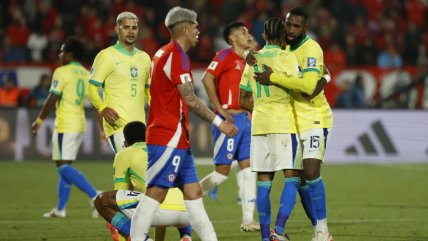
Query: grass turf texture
[[0, 161, 427, 241]]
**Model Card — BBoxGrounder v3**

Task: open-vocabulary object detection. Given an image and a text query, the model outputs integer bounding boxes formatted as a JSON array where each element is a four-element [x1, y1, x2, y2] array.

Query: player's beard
[[286, 33, 305, 48]]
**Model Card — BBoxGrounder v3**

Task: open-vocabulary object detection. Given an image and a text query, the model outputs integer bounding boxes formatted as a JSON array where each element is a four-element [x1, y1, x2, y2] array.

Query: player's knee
[[93, 193, 104, 212], [303, 167, 320, 181], [303, 158, 321, 180]]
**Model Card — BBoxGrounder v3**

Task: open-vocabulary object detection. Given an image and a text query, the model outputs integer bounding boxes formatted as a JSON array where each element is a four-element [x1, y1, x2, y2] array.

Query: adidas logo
[[345, 120, 398, 155]]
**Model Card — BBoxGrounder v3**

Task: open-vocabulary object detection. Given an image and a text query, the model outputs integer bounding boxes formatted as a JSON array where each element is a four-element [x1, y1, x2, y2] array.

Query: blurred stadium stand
[[0, 0, 427, 108]]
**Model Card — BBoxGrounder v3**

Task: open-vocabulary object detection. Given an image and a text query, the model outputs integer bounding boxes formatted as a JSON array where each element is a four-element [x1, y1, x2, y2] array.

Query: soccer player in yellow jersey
[[253, 7, 334, 241], [31, 37, 99, 219], [239, 17, 302, 241], [95, 121, 192, 241], [87, 11, 151, 153]]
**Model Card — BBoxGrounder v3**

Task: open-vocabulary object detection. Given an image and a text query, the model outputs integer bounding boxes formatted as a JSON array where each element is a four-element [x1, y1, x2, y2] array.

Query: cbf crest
[[130, 67, 138, 78]]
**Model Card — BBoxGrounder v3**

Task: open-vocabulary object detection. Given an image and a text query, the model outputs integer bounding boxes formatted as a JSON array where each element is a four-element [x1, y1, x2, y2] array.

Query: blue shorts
[[212, 112, 251, 165], [146, 144, 199, 188]]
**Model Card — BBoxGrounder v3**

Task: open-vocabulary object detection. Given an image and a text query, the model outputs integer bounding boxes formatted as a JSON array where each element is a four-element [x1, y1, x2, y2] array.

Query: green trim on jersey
[[264, 44, 282, 50], [290, 35, 309, 51], [128, 168, 145, 183], [68, 61, 82, 66], [302, 68, 321, 74], [114, 41, 137, 56], [89, 79, 103, 87], [240, 83, 252, 92], [114, 177, 129, 183], [49, 88, 61, 96]]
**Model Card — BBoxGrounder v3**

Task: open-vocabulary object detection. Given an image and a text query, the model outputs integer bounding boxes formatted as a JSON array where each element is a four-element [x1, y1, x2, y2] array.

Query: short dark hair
[[63, 37, 86, 61], [123, 121, 146, 145], [289, 7, 309, 21], [223, 22, 246, 44], [264, 17, 285, 42]]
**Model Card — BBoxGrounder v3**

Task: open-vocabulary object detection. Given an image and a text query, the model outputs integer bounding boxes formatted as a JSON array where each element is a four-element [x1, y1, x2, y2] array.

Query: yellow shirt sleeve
[[239, 64, 252, 92], [113, 151, 130, 190], [87, 84, 106, 112], [269, 52, 318, 95], [49, 69, 65, 96]]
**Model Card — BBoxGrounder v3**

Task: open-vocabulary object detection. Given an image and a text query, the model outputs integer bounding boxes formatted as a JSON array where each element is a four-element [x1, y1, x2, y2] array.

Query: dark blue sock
[[177, 225, 192, 238], [275, 177, 299, 235], [57, 174, 71, 210], [57, 164, 97, 198], [299, 184, 317, 226], [111, 212, 131, 236], [307, 177, 327, 220], [257, 181, 272, 241]]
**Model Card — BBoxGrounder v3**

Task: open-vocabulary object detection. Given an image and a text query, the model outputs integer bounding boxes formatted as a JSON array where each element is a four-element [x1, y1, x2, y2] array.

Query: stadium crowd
[[1, 0, 428, 108], [1, 0, 427, 66]]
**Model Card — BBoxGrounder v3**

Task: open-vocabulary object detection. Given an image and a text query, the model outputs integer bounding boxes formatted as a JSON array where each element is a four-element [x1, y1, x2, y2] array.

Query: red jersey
[[147, 41, 193, 149], [205, 48, 245, 111]]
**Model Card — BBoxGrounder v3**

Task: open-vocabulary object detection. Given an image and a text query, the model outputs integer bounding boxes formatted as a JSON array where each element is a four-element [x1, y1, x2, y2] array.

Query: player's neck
[[232, 46, 245, 59], [174, 38, 191, 52], [119, 40, 135, 53]]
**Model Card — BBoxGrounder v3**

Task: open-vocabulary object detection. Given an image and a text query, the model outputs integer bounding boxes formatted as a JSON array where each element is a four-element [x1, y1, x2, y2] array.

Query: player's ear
[[115, 25, 120, 35], [262, 32, 267, 42]]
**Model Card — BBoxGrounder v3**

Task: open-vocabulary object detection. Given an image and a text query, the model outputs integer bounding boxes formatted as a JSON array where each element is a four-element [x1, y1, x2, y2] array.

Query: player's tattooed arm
[[178, 82, 216, 122], [239, 89, 253, 112]]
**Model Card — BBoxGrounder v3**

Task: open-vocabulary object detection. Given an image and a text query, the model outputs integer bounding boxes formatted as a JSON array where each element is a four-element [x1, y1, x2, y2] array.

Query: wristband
[[243, 50, 250, 59], [323, 74, 331, 83], [36, 117, 44, 125], [212, 115, 223, 127]]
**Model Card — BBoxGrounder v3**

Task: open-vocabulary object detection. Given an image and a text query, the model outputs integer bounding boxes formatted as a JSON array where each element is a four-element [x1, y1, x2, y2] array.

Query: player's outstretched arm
[[201, 72, 233, 123], [255, 65, 319, 95], [178, 82, 238, 137], [31, 93, 58, 135]]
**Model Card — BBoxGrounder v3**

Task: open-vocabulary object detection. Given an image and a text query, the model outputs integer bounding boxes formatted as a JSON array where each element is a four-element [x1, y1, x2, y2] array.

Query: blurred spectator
[[324, 41, 347, 71], [0, 76, 21, 107], [27, 74, 51, 107], [377, 44, 403, 69], [0, 0, 427, 68], [417, 44, 428, 67], [335, 75, 367, 108], [27, 28, 48, 63], [2, 36, 27, 63]]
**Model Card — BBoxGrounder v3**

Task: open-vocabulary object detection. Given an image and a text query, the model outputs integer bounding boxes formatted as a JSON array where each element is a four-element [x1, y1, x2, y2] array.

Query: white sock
[[130, 195, 160, 241], [235, 168, 243, 201], [184, 198, 217, 241], [200, 171, 228, 195], [240, 167, 256, 224], [316, 218, 328, 233]]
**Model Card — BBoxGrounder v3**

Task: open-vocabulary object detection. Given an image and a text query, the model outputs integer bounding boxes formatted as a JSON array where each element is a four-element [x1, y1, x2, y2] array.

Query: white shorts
[[250, 133, 302, 172], [299, 128, 331, 161], [116, 190, 189, 227], [107, 132, 126, 154], [52, 131, 85, 160]]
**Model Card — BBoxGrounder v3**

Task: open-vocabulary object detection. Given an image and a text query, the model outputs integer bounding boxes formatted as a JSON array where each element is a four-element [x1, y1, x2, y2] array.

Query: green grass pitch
[[0, 161, 427, 241]]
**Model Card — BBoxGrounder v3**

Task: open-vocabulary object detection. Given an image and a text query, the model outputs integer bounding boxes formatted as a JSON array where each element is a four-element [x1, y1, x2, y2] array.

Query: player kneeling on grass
[[95, 189, 192, 241], [97, 121, 192, 241]]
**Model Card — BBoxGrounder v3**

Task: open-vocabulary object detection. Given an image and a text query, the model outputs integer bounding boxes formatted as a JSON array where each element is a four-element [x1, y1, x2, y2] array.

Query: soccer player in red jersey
[[199, 22, 259, 232], [130, 6, 237, 241]]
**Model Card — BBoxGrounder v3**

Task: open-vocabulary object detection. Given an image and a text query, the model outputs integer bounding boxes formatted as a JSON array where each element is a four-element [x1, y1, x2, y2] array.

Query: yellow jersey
[[290, 35, 333, 131], [88, 42, 151, 137], [50, 61, 89, 133], [113, 141, 185, 211], [240, 45, 299, 135]]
